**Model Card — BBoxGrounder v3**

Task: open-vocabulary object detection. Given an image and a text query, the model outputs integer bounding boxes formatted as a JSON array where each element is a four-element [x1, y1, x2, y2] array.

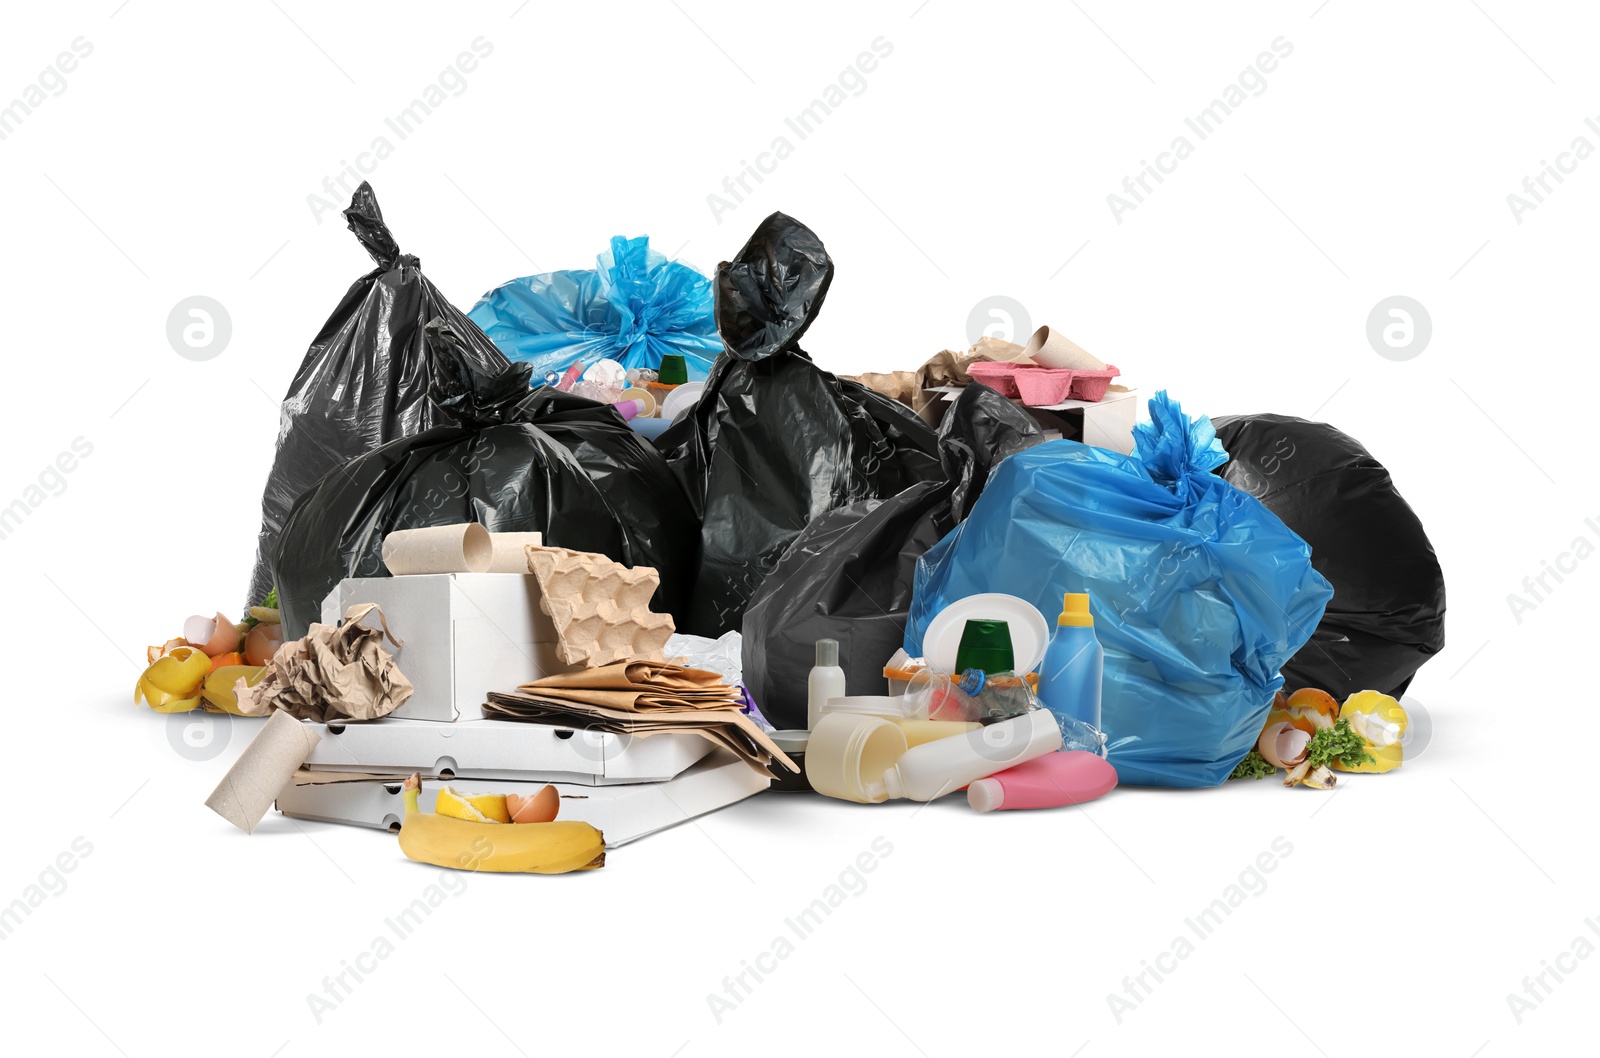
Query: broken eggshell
[[1258, 721, 1311, 770], [243, 622, 285, 666], [506, 785, 560, 824], [182, 611, 242, 657]]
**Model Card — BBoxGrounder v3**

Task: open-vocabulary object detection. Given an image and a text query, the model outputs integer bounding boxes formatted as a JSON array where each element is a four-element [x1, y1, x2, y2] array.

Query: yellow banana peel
[[135, 646, 212, 713], [398, 774, 604, 874], [199, 665, 269, 716]]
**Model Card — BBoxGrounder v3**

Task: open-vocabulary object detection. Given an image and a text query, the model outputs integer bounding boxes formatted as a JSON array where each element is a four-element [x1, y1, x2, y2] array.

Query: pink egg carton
[[966, 361, 1122, 404]]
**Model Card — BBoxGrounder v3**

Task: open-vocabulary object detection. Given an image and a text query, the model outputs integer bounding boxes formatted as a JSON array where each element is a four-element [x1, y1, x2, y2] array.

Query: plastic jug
[[1038, 593, 1103, 732]]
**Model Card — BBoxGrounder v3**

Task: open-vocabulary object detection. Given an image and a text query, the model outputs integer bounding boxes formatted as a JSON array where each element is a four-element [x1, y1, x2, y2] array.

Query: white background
[[1, 1, 1592, 1055]]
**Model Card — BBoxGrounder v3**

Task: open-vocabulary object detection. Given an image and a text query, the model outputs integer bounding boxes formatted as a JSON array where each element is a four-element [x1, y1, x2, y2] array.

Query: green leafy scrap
[[1230, 749, 1276, 781], [1305, 718, 1375, 770]]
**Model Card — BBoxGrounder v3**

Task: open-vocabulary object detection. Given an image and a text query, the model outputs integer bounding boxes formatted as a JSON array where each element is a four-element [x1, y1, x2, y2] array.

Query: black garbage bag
[[1211, 413, 1445, 699], [246, 182, 510, 607], [271, 319, 700, 639], [657, 212, 943, 636], [742, 384, 1043, 729]]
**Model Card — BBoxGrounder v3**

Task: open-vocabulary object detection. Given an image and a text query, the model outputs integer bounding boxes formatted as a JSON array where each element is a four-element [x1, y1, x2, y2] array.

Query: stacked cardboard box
[[273, 571, 768, 845]]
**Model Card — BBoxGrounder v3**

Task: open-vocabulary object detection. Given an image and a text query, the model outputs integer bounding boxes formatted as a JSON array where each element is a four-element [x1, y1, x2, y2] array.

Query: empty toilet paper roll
[[1021, 326, 1106, 371], [205, 710, 322, 834], [487, 532, 545, 573], [381, 523, 493, 575]]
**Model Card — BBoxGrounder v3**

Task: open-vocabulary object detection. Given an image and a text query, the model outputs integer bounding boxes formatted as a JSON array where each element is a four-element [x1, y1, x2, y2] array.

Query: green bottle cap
[[658, 354, 689, 385], [953, 619, 1014, 675]]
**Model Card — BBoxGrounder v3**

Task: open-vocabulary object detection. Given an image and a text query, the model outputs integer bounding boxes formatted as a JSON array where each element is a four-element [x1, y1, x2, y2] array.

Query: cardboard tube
[[381, 523, 493, 575], [486, 532, 545, 573], [205, 710, 322, 834], [1021, 326, 1106, 371]]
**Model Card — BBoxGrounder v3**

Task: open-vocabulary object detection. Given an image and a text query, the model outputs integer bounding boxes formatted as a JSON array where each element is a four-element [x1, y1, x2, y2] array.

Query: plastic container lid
[[966, 778, 1004, 812], [922, 594, 1050, 674], [1058, 592, 1094, 627], [815, 638, 839, 667], [769, 729, 810, 754], [954, 619, 1015, 674], [658, 353, 689, 385], [661, 381, 706, 422], [824, 695, 920, 719]]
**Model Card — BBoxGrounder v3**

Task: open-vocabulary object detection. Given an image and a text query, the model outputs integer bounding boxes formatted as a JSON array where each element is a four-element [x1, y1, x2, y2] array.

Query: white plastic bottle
[[806, 639, 846, 731], [876, 709, 1063, 802]]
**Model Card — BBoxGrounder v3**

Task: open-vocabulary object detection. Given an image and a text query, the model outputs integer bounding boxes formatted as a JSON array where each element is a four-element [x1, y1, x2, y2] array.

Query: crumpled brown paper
[[236, 603, 414, 723], [843, 370, 921, 407], [483, 662, 797, 777], [846, 336, 1029, 412]]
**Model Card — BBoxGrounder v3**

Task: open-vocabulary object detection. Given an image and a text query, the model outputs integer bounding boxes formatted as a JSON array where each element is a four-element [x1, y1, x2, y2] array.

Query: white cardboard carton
[[276, 749, 768, 847], [303, 717, 713, 785], [922, 386, 1139, 454], [320, 573, 580, 723]]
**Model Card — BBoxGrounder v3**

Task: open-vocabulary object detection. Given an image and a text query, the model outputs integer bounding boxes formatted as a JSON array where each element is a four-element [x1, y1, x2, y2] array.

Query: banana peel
[[398, 774, 603, 874], [199, 665, 269, 716], [1283, 760, 1337, 789], [1335, 690, 1407, 773], [135, 646, 212, 713]]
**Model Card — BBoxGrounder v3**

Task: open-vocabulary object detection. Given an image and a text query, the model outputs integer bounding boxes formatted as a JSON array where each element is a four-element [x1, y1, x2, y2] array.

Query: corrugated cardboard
[[320, 573, 582, 722], [301, 716, 713, 785], [276, 749, 768, 847]]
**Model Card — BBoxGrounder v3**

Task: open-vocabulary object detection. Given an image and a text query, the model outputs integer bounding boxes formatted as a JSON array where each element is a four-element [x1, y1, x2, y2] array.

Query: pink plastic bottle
[[966, 750, 1117, 812]]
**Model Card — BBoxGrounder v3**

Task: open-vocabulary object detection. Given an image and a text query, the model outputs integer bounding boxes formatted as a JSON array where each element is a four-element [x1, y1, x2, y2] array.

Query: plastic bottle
[[966, 750, 1119, 812], [889, 718, 983, 748], [878, 709, 1062, 802], [1038, 593, 1103, 732], [806, 639, 846, 731]]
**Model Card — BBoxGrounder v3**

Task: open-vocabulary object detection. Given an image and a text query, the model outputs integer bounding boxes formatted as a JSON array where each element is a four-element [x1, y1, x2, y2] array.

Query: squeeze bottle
[[1038, 593, 1103, 732], [966, 750, 1118, 812], [806, 639, 846, 731], [877, 709, 1062, 802]]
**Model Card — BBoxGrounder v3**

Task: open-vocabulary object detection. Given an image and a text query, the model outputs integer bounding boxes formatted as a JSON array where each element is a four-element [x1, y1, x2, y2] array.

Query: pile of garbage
[[133, 183, 1444, 876]]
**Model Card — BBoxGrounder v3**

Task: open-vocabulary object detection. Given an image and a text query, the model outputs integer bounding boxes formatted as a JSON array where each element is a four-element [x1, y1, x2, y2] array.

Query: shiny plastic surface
[[657, 212, 942, 636], [246, 183, 509, 607], [468, 236, 721, 382], [270, 320, 699, 639], [906, 392, 1333, 788], [1212, 412, 1445, 699], [742, 384, 1041, 729]]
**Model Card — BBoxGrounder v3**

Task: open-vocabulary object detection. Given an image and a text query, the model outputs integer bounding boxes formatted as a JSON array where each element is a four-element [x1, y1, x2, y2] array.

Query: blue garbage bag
[[905, 392, 1333, 788], [468, 235, 721, 382]]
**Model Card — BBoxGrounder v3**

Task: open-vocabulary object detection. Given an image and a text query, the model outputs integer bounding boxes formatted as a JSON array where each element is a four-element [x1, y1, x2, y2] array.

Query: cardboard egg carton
[[525, 545, 676, 667]]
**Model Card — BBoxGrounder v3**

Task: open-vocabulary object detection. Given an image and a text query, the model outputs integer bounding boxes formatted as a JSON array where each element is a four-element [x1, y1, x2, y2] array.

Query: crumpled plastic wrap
[[237, 604, 414, 723], [468, 235, 722, 382]]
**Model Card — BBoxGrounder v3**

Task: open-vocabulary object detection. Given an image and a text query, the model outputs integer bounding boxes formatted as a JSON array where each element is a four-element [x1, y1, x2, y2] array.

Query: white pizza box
[[276, 749, 768, 847], [320, 573, 581, 723], [302, 716, 713, 785]]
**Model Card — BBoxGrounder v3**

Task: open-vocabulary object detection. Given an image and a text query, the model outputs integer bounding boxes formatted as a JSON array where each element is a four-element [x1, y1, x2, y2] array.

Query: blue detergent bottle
[[1038, 593, 1103, 732]]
